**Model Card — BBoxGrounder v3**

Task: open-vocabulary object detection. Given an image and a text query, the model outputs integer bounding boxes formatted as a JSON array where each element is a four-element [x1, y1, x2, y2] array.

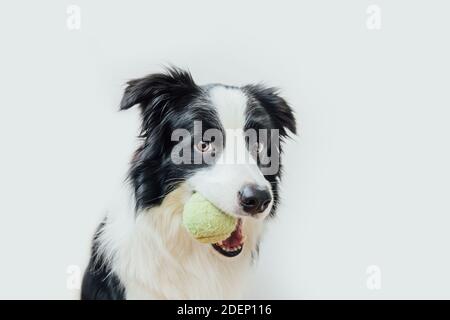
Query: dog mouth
[[212, 218, 244, 257]]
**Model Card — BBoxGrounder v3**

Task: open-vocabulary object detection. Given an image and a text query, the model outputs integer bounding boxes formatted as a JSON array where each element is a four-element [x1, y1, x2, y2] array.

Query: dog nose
[[238, 184, 272, 215]]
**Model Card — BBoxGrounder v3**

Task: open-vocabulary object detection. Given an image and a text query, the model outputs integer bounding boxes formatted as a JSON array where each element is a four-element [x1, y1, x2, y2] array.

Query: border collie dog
[[81, 68, 296, 299]]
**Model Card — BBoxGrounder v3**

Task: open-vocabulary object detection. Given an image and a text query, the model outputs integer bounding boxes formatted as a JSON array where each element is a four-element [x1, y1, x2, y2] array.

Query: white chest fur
[[97, 185, 263, 299]]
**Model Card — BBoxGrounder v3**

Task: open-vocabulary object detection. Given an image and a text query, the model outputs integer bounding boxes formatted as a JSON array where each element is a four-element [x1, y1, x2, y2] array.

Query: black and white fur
[[81, 68, 296, 299]]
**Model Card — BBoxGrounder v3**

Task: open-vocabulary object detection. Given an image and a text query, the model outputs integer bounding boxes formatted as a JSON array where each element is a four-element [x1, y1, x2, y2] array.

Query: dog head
[[120, 67, 296, 257]]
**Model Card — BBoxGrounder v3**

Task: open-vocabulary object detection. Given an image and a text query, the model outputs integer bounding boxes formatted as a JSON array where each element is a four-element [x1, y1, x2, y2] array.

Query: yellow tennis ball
[[182, 193, 237, 244]]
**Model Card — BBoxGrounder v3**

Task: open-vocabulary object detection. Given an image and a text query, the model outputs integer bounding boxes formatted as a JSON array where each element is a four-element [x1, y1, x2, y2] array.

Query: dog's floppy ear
[[120, 67, 200, 134], [244, 84, 296, 137]]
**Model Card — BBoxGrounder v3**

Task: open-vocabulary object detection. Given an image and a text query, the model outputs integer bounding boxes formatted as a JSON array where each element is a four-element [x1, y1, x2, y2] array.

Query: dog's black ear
[[120, 68, 200, 133], [244, 84, 296, 137], [244, 84, 297, 137], [120, 67, 198, 110]]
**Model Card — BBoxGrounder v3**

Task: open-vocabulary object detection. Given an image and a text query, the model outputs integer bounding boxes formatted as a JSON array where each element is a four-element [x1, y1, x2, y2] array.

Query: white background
[[0, 0, 449, 299]]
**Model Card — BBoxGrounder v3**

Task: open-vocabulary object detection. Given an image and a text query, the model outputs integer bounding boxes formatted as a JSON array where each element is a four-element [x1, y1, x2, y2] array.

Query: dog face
[[120, 68, 296, 257]]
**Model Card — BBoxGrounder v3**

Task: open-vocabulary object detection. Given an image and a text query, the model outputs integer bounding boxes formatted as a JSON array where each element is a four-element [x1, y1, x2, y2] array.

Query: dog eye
[[195, 141, 212, 153], [253, 142, 264, 153]]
